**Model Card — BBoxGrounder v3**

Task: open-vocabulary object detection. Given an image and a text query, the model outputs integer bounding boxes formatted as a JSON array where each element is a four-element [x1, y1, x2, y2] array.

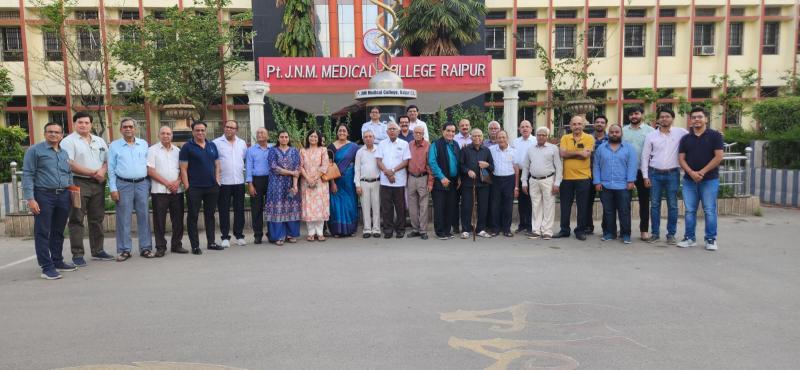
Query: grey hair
[[120, 117, 137, 126], [535, 126, 550, 135]]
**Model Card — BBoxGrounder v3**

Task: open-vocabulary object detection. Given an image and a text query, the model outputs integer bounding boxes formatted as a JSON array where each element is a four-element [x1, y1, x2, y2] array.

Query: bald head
[[158, 125, 173, 146], [519, 120, 532, 138]]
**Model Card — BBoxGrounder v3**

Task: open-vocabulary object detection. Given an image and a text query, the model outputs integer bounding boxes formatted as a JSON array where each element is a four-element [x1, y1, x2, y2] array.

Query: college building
[[1, 0, 798, 144]]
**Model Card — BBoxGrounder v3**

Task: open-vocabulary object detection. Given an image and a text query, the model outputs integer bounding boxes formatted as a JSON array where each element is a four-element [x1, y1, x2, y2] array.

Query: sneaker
[[221, 239, 231, 248], [91, 251, 115, 261], [622, 235, 632, 244], [437, 234, 449, 240], [447, 234, 455, 239], [542, 234, 552, 240], [601, 234, 614, 242], [54, 261, 77, 272], [666, 235, 677, 245], [460, 232, 470, 239], [40, 269, 62, 280], [705, 239, 718, 251], [236, 238, 246, 246], [477, 231, 492, 238], [527, 234, 540, 240], [72, 256, 87, 267], [677, 238, 697, 248], [646, 235, 660, 244]]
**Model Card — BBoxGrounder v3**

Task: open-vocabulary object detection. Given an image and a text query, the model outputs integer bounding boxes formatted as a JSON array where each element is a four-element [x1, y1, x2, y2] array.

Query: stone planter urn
[[162, 103, 195, 142], [564, 98, 597, 117]]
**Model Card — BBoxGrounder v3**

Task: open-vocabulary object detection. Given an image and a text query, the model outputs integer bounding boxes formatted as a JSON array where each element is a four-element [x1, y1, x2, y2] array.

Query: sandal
[[307, 236, 316, 242], [317, 236, 326, 242], [140, 250, 155, 259], [286, 237, 297, 243], [116, 251, 131, 262], [275, 240, 284, 246]]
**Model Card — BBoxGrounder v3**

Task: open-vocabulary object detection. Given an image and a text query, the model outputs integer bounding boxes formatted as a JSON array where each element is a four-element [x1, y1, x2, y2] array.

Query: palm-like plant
[[275, 0, 317, 57], [395, 0, 485, 56]]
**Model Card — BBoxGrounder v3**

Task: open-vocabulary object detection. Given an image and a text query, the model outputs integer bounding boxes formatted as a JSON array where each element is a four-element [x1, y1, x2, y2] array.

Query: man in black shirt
[[459, 129, 494, 239]]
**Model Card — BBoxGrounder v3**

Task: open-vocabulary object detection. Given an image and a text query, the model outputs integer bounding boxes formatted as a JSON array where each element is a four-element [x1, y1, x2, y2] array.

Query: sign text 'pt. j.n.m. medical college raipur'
[[258, 56, 492, 93]]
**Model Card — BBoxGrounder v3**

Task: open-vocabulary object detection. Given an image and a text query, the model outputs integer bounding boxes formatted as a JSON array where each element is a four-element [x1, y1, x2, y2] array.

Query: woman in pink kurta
[[300, 129, 330, 241]]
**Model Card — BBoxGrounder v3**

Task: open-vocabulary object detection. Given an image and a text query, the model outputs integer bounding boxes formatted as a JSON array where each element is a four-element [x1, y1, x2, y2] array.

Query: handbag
[[480, 168, 492, 185], [321, 149, 341, 181]]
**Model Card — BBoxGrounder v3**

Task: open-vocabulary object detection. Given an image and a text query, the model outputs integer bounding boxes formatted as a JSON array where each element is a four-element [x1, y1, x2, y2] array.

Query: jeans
[[218, 183, 245, 240], [682, 177, 719, 242], [634, 170, 650, 233], [559, 179, 591, 235], [600, 188, 632, 238], [187, 185, 220, 249], [649, 169, 680, 238], [115, 179, 152, 253], [33, 189, 71, 271]]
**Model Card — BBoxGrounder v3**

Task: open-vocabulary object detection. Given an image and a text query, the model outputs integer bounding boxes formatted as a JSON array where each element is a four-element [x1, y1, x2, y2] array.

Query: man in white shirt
[[488, 130, 518, 237], [454, 119, 472, 148], [521, 126, 563, 239], [60, 111, 114, 266], [355, 130, 381, 238], [642, 107, 688, 245], [147, 126, 186, 256], [375, 122, 411, 238], [361, 106, 388, 144], [406, 105, 429, 141], [511, 120, 536, 234], [212, 120, 248, 248]]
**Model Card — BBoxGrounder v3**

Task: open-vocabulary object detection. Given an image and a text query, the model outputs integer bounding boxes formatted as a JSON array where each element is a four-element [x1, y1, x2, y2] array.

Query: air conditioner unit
[[114, 80, 136, 93], [696, 46, 715, 56]]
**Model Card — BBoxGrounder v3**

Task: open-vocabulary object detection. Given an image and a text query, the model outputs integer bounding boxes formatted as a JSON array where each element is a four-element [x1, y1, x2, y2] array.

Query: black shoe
[[575, 233, 587, 241], [384, 233, 393, 239], [452, 227, 461, 234], [585, 227, 594, 235], [395, 232, 405, 239], [408, 231, 421, 238], [372, 232, 381, 238], [420, 233, 429, 240], [154, 250, 166, 258], [171, 246, 189, 254], [553, 231, 570, 238], [191, 248, 202, 255], [254, 237, 263, 245], [503, 232, 514, 237], [208, 243, 224, 251], [362, 233, 371, 239]]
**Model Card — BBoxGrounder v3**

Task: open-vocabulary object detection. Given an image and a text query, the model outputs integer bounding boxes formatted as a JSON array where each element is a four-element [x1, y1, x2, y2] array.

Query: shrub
[[765, 126, 800, 169], [0, 126, 28, 182], [723, 128, 763, 155], [751, 97, 800, 134]]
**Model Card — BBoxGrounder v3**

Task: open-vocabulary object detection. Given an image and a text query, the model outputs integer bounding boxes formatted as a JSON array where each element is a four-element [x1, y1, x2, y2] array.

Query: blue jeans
[[33, 189, 71, 271], [649, 169, 680, 238], [115, 179, 152, 253], [682, 177, 719, 242], [600, 188, 632, 238]]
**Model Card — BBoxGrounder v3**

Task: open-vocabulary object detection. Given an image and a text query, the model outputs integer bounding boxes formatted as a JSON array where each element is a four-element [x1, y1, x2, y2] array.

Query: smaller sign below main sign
[[355, 88, 418, 100]]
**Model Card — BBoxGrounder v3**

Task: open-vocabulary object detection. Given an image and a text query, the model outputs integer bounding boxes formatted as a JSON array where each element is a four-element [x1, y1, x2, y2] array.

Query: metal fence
[[160, 120, 252, 144]]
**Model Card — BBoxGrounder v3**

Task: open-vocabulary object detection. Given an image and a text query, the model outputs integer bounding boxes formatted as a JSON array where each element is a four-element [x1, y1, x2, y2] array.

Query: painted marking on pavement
[[0, 255, 36, 270]]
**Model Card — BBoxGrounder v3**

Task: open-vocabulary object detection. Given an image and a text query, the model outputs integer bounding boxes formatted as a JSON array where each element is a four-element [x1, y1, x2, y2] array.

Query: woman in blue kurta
[[265, 130, 301, 245], [327, 124, 360, 237]]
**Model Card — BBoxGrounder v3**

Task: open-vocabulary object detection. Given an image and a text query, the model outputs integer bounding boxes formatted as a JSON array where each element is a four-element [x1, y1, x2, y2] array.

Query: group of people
[[23, 103, 724, 281]]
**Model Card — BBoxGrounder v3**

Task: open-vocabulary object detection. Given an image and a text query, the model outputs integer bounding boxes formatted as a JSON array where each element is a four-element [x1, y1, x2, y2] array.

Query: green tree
[[111, 0, 251, 121], [275, 0, 317, 57], [752, 96, 800, 134], [0, 65, 12, 110], [0, 126, 27, 182], [710, 68, 758, 125], [395, 0, 485, 56]]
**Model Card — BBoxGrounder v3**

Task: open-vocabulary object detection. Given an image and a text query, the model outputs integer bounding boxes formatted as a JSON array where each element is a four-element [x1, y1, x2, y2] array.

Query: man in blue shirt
[[586, 114, 610, 235], [23, 122, 76, 279], [180, 121, 222, 254], [592, 124, 638, 244], [428, 122, 461, 240], [246, 127, 272, 244], [108, 117, 152, 261]]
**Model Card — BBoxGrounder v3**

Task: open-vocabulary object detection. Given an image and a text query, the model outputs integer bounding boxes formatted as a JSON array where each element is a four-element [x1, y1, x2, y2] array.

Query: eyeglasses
[[45, 131, 63, 135], [690, 115, 705, 120], [121, 126, 135, 129], [225, 126, 237, 129]]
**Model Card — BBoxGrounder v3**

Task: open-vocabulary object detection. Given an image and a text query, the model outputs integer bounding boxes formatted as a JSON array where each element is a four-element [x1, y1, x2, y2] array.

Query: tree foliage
[[110, 0, 251, 121], [0, 65, 12, 110], [275, 0, 317, 57], [752, 96, 800, 134], [0, 126, 28, 182], [395, 0, 485, 56]]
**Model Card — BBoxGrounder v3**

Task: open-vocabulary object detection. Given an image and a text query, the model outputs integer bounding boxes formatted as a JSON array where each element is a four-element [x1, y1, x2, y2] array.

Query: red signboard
[[258, 56, 492, 94]]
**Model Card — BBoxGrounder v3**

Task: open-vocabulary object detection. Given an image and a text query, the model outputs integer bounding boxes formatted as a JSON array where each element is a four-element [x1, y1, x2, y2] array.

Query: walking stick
[[472, 181, 477, 242]]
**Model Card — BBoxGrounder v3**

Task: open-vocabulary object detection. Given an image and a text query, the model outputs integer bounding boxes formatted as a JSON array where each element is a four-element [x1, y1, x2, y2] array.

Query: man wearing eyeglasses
[[23, 122, 75, 279], [556, 116, 595, 241], [213, 120, 248, 248], [361, 107, 388, 144]]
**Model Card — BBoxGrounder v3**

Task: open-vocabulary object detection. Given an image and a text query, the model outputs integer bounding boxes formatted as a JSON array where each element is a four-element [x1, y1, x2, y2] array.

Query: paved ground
[[1, 208, 799, 370]]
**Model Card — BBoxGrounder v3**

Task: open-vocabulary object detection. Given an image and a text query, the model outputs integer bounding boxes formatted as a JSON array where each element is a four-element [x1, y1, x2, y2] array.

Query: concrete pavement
[[1, 208, 798, 370]]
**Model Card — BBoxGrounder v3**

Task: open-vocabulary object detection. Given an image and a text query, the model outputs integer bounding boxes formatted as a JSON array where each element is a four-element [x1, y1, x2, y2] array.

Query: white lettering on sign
[[441, 63, 487, 77], [321, 64, 375, 79], [264, 62, 488, 80], [355, 88, 418, 99]]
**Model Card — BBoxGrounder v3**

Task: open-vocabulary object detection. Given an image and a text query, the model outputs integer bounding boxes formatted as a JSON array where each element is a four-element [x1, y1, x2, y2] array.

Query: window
[[695, 8, 716, 17], [47, 96, 67, 106], [120, 25, 139, 43], [74, 10, 98, 20], [624, 24, 645, 57], [659, 8, 677, 17], [764, 7, 781, 16], [235, 26, 253, 60], [728, 22, 743, 55], [5, 112, 29, 135], [515, 26, 535, 59], [554, 25, 575, 58], [485, 26, 506, 59], [120, 10, 139, 20], [626, 9, 646, 18], [49, 111, 68, 127], [1, 27, 23, 61], [338, 0, 355, 57], [693, 23, 715, 55], [316, 0, 330, 57], [486, 11, 506, 20], [725, 109, 741, 127], [691, 88, 713, 99], [730, 7, 745, 17], [152, 10, 166, 20], [232, 95, 248, 105], [555, 10, 577, 19], [519, 106, 536, 123], [43, 31, 62, 61], [761, 86, 780, 97], [658, 23, 676, 56], [763, 22, 779, 55], [77, 26, 101, 60], [0, 10, 20, 19], [587, 24, 605, 57], [517, 10, 537, 19], [587, 9, 607, 18]]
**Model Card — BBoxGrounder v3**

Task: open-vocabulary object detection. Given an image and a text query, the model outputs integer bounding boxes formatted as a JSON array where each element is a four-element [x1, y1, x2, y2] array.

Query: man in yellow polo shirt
[[555, 115, 595, 241]]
